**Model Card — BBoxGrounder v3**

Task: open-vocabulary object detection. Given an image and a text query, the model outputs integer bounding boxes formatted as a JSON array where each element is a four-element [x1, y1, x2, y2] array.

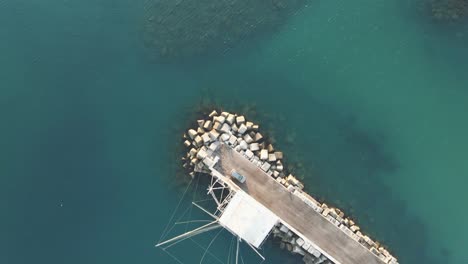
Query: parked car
[[230, 170, 246, 183]]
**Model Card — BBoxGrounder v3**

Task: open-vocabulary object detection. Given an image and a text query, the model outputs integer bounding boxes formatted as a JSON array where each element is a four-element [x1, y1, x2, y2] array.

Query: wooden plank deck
[[214, 145, 385, 264]]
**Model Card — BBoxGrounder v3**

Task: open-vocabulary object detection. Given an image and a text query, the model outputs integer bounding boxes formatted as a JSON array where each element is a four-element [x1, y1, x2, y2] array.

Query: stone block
[[226, 114, 235, 125], [239, 140, 248, 150], [261, 162, 271, 171], [215, 115, 225, 124], [236, 115, 245, 125], [296, 237, 305, 247], [238, 124, 247, 134], [279, 225, 289, 233], [249, 143, 260, 151], [252, 124, 259, 131], [203, 120, 213, 130], [189, 148, 197, 157], [254, 132, 263, 142], [276, 164, 284, 172], [268, 153, 277, 162], [197, 119, 205, 127], [243, 134, 254, 143], [267, 144, 274, 152], [197, 127, 204, 135], [209, 142, 219, 152], [213, 122, 222, 131], [188, 129, 197, 139], [194, 135, 203, 147], [197, 148, 208, 159], [209, 110, 218, 117], [260, 149, 268, 160], [228, 135, 237, 145], [202, 133, 211, 144], [244, 150, 254, 160], [221, 111, 229, 117], [274, 151, 283, 159], [221, 133, 230, 142], [209, 130, 220, 140], [246, 121, 253, 130], [220, 123, 231, 133], [184, 140, 191, 147]]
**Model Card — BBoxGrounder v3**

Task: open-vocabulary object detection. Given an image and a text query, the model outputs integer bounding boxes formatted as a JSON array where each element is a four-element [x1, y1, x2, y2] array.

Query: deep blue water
[[2, 0, 468, 263]]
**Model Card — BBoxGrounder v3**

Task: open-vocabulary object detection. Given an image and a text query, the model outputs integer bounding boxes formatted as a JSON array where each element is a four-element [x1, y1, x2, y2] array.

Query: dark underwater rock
[[143, 0, 305, 61], [430, 0, 468, 21]]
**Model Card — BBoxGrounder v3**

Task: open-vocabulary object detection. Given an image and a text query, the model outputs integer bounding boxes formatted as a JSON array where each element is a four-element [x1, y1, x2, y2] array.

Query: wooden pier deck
[[214, 145, 385, 264]]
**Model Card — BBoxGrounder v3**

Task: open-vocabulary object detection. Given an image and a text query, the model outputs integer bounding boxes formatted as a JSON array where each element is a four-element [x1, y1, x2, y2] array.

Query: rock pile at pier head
[[182, 110, 398, 264], [143, 0, 305, 60]]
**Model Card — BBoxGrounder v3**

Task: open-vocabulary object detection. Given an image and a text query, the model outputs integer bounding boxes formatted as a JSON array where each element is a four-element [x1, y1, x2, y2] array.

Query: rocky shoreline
[[181, 109, 398, 264]]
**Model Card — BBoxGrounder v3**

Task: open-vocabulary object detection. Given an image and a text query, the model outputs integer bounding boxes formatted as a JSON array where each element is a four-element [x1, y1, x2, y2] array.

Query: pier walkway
[[213, 144, 385, 264]]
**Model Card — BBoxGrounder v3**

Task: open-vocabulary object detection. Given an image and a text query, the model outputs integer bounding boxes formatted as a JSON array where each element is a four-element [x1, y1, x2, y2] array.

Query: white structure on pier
[[219, 191, 278, 248]]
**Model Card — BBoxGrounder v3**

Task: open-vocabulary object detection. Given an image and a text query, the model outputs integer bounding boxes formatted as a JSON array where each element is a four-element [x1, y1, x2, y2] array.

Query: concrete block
[[202, 133, 211, 144], [276, 164, 284, 172], [260, 149, 268, 160], [188, 129, 197, 139], [197, 148, 208, 159], [208, 110, 218, 117], [245, 149, 254, 159], [221, 133, 230, 142], [261, 162, 271, 172], [209, 142, 219, 152], [209, 130, 220, 140], [226, 114, 235, 125], [267, 144, 274, 153], [221, 123, 231, 133], [194, 135, 203, 147], [296, 237, 305, 247], [274, 151, 283, 159], [228, 135, 237, 145], [243, 134, 254, 144], [197, 119, 205, 127], [184, 140, 191, 147], [238, 124, 247, 134], [215, 115, 225, 124], [246, 121, 253, 130], [203, 120, 213, 130], [236, 115, 245, 125], [239, 140, 248, 150], [189, 148, 197, 157], [213, 122, 222, 131], [250, 143, 260, 151], [254, 132, 263, 142], [268, 153, 277, 162]]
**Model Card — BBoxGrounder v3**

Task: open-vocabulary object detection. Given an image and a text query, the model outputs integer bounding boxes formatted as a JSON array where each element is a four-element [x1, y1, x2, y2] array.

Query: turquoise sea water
[[2, 0, 468, 263]]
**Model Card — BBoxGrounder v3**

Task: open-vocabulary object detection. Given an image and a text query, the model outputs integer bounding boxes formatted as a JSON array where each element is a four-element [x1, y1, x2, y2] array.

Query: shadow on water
[[167, 74, 447, 263]]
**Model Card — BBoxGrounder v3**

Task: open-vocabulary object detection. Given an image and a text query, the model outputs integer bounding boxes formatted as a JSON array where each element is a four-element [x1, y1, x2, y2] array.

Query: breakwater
[[181, 109, 398, 264]]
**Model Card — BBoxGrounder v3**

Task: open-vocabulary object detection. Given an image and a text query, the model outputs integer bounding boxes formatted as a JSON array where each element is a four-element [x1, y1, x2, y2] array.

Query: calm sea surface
[[1, 0, 468, 263]]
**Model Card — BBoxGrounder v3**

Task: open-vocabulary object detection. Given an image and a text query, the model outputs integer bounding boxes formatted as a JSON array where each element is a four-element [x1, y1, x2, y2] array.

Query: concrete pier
[[214, 144, 385, 264], [180, 110, 398, 264]]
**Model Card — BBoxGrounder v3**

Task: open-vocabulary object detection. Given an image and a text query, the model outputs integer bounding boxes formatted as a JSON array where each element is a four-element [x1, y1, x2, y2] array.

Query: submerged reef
[[430, 0, 468, 21], [143, 0, 305, 61]]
